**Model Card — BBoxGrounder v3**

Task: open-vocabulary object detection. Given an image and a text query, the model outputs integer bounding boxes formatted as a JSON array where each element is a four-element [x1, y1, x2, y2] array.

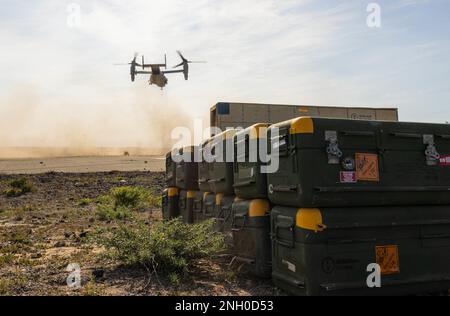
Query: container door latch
[[423, 134, 440, 166], [325, 131, 343, 165]]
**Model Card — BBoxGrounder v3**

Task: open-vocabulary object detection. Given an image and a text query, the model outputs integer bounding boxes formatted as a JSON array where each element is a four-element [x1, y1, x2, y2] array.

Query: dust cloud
[[0, 86, 195, 159]]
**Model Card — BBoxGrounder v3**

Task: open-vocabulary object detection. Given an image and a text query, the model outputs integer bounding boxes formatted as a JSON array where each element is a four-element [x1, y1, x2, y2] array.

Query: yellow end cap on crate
[[290, 117, 314, 135], [187, 191, 196, 199], [248, 123, 271, 140], [168, 187, 179, 197], [249, 199, 271, 217], [216, 193, 225, 205], [296, 208, 326, 232]]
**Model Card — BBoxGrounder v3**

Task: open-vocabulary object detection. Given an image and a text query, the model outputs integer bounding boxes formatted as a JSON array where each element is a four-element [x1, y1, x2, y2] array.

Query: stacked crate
[[175, 146, 200, 224], [267, 117, 450, 295], [162, 149, 180, 220], [162, 113, 450, 296], [206, 130, 237, 244], [231, 124, 273, 278]]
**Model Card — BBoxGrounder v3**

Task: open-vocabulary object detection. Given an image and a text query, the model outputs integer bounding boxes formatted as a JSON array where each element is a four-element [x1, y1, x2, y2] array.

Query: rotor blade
[[173, 62, 184, 68], [188, 61, 207, 64], [177, 50, 187, 62]]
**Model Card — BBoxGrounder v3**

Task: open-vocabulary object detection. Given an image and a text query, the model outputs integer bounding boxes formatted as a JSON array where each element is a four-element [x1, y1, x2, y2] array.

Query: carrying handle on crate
[[270, 185, 298, 193], [231, 213, 248, 232], [273, 216, 295, 248], [208, 178, 226, 183], [233, 180, 256, 188], [389, 132, 422, 138], [341, 131, 375, 137]]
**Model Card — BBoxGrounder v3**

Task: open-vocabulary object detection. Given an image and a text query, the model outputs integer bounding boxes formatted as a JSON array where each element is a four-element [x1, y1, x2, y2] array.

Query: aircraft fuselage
[[149, 74, 168, 89]]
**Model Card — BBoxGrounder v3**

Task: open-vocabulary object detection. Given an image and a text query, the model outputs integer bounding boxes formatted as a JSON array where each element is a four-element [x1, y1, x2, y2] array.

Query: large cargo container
[[267, 117, 450, 208], [210, 102, 398, 135], [233, 123, 271, 199], [271, 205, 450, 296]]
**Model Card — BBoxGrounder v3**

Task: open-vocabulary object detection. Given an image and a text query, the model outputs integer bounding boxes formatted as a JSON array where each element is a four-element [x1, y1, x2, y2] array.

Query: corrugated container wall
[[210, 102, 398, 135]]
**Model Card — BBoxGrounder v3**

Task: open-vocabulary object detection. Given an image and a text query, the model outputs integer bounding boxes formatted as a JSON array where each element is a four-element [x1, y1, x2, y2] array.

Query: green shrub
[[96, 205, 133, 221], [3, 178, 35, 198], [4, 188, 23, 198], [111, 186, 160, 210], [78, 198, 94, 207], [0, 254, 15, 267], [112, 186, 143, 209], [93, 218, 225, 276], [94, 186, 160, 221]]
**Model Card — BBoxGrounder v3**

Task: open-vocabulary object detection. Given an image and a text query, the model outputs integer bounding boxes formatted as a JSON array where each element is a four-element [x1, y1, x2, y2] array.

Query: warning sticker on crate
[[340, 171, 357, 183], [356, 153, 380, 182], [376, 245, 400, 275], [440, 155, 450, 166]]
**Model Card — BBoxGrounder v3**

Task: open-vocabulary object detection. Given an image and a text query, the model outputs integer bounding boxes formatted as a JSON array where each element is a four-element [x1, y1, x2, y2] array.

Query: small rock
[[31, 253, 42, 259], [120, 180, 128, 184], [54, 241, 66, 248]]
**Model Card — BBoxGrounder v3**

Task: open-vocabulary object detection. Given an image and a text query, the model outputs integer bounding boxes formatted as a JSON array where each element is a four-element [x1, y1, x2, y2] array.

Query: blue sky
[[0, 0, 449, 148]]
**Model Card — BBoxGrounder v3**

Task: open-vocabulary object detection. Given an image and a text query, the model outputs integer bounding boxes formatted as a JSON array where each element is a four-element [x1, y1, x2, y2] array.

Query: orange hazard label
[[376, 245, 400, 275], [356, 153, 380, 182]]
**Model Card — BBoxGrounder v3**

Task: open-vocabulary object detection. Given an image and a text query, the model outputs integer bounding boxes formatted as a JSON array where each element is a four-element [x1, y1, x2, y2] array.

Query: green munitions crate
[[232, 199, 272, 278], [267, 117, 450, 208], [234, 124, 271, 199], [215, 194, 236, 240], [203, 192, 216, 220], [193, 191, 205, 224], [179, 190, 195, 224], [175, 146, 199, 191], [271, 205, 450, 296], [165, 150, 177, 187], [162, 187, 180, 220], [198, 140, 212, 192], [208, 130, 237, 195]]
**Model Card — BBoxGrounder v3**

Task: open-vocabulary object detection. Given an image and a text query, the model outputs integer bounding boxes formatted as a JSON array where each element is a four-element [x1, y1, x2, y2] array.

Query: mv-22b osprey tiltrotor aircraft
[[116, 51, 205, 90]]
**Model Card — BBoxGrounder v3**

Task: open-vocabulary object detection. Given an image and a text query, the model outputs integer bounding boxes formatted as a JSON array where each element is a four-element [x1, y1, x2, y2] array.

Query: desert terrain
[[0, 158, 276, 296]]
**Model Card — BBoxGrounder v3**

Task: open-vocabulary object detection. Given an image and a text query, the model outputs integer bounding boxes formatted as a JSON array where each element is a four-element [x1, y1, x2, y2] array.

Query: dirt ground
[[0, 171, 277, 296], [0, 156, 165, 174]]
